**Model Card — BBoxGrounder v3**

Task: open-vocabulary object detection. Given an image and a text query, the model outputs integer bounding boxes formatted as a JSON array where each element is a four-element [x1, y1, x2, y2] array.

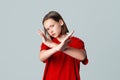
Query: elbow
[[79, 50, 87, 61], [39, 56, 44, 61], [39, 51, 46, 62], [80, 55, 87, 61], [76, 54, 86, 61], [39, 54, 46, 62]]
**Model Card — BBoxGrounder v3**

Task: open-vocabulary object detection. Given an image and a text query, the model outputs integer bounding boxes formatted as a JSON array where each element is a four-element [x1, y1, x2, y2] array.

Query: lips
[[51, 33, 55, 36]]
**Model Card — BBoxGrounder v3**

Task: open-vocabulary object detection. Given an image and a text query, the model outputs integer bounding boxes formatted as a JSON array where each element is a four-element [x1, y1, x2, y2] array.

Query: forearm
[[63, 47, 87, 61], [39, 42, 66, 62], [44, 41, 58, 48], [39, 47, 58, 62]]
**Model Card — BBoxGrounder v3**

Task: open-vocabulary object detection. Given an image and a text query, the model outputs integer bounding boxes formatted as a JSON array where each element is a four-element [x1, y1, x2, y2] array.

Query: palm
[[37, 29, 48, 42], [56, 30, 74, 51], [37, 29, 57, 48]]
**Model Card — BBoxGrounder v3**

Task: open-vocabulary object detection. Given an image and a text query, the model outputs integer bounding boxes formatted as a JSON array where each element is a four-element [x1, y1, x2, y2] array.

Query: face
[[43, 18, 63, 38]]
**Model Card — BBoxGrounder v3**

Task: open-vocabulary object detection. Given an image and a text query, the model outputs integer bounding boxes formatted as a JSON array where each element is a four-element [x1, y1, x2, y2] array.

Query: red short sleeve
[[40, 43, 50, 63], [70, 37, 85, 49], [82, 57, 88, 65], [70, 37, 88, 65], [40, 43, 50, 51]]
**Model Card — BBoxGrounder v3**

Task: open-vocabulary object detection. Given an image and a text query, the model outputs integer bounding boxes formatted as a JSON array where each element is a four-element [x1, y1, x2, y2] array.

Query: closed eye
[[46, 28, 49, 31]]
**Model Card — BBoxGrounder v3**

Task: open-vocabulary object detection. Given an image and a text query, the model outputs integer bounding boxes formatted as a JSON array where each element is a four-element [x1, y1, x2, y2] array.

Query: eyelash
[[46, 28, 49, 31], [51, 25, 54, 27], [46, 25, 54, 31]]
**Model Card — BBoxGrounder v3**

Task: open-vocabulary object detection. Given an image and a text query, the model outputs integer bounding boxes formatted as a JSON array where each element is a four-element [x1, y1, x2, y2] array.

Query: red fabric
[[40, 36, 88, 80]]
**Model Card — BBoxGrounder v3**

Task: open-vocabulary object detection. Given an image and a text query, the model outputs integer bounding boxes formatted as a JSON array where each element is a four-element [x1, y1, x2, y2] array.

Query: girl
[[37, 11, 88, 80]]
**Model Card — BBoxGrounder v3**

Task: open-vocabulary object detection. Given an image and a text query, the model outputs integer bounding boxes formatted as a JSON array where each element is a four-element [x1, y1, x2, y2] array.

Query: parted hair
[[42, 11, 69, 38]]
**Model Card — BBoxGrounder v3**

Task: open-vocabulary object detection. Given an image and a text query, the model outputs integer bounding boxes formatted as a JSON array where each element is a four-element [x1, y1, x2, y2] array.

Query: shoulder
[[69, 36, 85, 49], [40, 43, 50, 50], [70, 36, 84, 43]]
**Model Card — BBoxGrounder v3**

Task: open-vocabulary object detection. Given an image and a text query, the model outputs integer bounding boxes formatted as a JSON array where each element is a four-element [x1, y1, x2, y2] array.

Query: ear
[[59, 19, 64, 26]]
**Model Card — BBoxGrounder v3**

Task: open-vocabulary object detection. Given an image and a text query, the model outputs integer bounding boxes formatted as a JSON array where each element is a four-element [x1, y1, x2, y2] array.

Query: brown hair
[[42, 11, 69, 38]]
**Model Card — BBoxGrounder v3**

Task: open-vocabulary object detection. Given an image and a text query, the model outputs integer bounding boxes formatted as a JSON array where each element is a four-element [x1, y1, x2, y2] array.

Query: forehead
[[44, 19, 58, 27]]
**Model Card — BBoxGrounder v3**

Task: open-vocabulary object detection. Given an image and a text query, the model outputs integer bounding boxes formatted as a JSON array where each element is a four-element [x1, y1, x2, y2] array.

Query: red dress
[[40, 36, 88, 80]]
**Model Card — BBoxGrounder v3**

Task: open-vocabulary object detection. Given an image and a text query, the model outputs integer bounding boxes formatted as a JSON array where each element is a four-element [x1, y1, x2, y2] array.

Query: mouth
[[51, 33, 55, 36]]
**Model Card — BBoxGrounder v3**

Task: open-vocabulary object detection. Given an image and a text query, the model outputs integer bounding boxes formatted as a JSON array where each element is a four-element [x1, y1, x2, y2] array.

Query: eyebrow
[[46, 24, 54, 28]]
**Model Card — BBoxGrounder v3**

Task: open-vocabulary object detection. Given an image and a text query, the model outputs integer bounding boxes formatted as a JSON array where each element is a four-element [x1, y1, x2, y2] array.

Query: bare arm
[[38, 30, 86, 61], [40, 45, 86, 62], [39, 47, 57, 61], [37, 29, 58, 61], [38, 30, 74, 62], [63, 47, 87, 61]]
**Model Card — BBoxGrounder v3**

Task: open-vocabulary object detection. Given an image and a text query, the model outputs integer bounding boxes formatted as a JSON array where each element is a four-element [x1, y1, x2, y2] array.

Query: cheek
[[56, 26, 62, 33]]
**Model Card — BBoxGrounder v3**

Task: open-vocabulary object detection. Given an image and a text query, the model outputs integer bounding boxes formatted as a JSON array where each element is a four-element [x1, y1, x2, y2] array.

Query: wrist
[[51, 43, 58, 48]]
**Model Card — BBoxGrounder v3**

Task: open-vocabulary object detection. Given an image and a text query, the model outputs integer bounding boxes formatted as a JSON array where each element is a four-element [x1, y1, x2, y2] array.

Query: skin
[[37, 18, 87, 62]]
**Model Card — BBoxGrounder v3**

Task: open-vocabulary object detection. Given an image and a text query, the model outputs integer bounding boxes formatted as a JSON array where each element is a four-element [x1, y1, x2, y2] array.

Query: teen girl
[[37, 11, 88, 80]]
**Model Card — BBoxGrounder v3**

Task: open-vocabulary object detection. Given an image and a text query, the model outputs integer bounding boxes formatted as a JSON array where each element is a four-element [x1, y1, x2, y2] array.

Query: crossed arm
[[37, 29, 87, 62]]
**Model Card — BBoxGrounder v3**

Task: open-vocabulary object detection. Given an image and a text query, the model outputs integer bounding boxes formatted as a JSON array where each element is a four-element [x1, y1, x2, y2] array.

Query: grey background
[[1, 0, 120, 80]]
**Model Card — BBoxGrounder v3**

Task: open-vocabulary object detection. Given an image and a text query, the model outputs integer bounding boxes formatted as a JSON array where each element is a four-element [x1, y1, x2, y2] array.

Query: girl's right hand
[[55, 30, 74, 51], [37, 29, 57, 48]]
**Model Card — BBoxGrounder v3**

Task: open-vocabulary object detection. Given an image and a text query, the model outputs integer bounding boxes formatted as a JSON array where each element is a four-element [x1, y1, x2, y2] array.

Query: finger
[[64, 30, 74, 40], [66, 39, 71, 44], [37, 29, 44, 36], [37, 29, 47, 39], [37, 29, 41, 36], [68, 30, 74, 37], [37, 29, 46, 41], [47, 35, 52, 40]]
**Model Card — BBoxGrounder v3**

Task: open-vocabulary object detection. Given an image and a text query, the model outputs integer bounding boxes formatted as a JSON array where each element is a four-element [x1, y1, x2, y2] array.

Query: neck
[[57, 34, 67, 42]]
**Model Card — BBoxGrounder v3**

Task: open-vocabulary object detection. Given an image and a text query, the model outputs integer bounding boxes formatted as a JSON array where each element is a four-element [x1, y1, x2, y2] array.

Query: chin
[[53, 36, 58, 38]]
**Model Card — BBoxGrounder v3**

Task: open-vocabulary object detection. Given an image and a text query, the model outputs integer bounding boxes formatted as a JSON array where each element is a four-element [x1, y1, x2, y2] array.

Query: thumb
[[64, 30, 74, 41], [37, 29, 46, 42]]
